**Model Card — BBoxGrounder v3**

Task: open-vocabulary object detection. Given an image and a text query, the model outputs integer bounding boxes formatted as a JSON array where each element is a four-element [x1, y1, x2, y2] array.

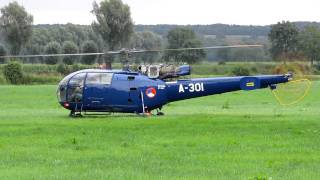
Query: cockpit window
[[57, 72, 80, 102], [86, 73, 113, 85], [67, 73, 86, 103], [69, 73, 86, 87], [59, 71, 78, 86]]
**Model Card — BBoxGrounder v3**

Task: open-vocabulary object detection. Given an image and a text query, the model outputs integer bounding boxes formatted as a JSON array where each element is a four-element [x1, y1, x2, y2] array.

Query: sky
[[0, 0, 319, 25]]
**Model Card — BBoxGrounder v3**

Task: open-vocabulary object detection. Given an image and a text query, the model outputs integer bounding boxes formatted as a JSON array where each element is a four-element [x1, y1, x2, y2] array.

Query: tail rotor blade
[[272, 78, 312, 106]]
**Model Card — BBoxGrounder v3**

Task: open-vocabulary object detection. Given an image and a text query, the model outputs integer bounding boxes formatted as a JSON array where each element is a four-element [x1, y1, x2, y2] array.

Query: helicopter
[[1, 45, 293, 117]]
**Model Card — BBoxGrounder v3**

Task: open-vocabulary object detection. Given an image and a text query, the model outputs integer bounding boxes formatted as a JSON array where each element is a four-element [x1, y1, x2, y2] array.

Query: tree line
[[0, 0, 207, 66], [135, 22, 320, 37], [135, 24, 270, 37], [1, 1, 320, 66]]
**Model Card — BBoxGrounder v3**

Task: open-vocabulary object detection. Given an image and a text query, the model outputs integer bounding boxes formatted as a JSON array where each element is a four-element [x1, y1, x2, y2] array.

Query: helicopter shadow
[[65, 113, 148, 120]]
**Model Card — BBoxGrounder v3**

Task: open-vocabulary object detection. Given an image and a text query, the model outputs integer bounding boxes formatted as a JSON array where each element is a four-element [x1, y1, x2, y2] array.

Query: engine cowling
[[138, 64, 191, 79]]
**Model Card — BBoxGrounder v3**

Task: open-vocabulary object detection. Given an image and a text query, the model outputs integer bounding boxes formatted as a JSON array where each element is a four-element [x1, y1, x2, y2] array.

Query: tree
[[81, 40, 98, 65], [0, 2, 33, 54], [92, 0, 134, 68], [216, 47, 231, 61], [44, 41, 61, 65], [130, 31, 162, 63], [298, 26, 320, 66], [268, 21, 299, 64], [0, 44, 7, 64], [62, 41, 78, 65], [165, 27, 206, 64], [24, 42, 43, 63], [231, 48, 267, 61]]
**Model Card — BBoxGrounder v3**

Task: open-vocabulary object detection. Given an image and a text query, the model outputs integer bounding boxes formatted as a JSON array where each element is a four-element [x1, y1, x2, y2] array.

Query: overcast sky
[[0, 0, 319, 25]]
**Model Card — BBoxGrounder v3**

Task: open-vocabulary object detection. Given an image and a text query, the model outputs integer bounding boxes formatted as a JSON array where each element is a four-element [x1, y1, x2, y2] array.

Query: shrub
[[20, 64, 58, 74], [71, 64, 81, 72], [231, 66, 250, 76], [218, 61, 226, 65], [22, 74, 61, 85], [0, 75, 7, 84], [3, 61, 24, 84], [250, 67, 258, 74], [273, 63, 310, 77], [57, 64, 70, 75], [313, 64, 320, 74]]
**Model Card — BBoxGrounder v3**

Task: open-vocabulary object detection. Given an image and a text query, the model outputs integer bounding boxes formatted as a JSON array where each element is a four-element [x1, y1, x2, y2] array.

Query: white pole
[[140, 91, 145, 114]]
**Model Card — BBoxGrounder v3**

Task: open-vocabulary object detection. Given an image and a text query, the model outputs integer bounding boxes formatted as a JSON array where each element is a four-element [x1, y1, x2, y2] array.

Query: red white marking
[[146, 87, 157, 98], [64, 103, 70, 107]]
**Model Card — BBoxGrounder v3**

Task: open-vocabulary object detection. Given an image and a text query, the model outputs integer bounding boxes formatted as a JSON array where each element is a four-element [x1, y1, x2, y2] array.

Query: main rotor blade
[[0, 44, 263, 58], [0, 52, 106, 59], [130, 45, 263, 53]]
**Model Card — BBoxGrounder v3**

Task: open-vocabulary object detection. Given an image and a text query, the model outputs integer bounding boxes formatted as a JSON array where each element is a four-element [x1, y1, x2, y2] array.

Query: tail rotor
[[271, 77, 312, 106]]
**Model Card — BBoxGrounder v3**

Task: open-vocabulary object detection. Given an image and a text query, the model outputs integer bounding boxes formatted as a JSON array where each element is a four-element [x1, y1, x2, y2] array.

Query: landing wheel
[[156, 108, 164, 116], [69, 110, 75, 117], [69, 111, 83, 118], [157, 112, 165, 116]]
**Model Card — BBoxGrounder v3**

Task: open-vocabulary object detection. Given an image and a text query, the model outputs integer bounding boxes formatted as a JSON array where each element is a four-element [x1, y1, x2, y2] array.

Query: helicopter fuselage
[[57, 69, 290, 114]]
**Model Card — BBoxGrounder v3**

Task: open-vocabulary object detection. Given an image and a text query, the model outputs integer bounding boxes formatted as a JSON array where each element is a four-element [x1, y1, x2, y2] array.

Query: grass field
[[0, 82, 319, 179]]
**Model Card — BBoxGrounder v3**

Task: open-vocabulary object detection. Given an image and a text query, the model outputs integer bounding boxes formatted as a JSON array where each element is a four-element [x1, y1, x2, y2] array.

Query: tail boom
[[165, 75, 290, 102]]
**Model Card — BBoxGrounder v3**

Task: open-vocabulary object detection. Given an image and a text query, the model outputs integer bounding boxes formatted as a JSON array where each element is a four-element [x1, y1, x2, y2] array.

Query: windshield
[[58, 71, 79, 87], [57, 72, 86, 102], [67, 73, 86, 103]]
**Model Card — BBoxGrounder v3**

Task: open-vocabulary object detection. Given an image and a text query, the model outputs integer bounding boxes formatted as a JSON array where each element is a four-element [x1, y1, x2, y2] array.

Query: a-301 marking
[[179, 83, 204, 93]]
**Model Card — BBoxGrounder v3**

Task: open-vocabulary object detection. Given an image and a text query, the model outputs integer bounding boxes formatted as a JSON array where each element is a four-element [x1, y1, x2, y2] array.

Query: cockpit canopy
[[57, 70, 113, 103]]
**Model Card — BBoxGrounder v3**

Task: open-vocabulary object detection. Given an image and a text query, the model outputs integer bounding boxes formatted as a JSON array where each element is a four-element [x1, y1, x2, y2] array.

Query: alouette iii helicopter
[[1, 45, 293, 117]]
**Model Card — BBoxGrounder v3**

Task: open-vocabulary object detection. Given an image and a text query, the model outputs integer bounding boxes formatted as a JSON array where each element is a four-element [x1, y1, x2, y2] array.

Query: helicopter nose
[[57, 84, 67, 103], [63, 102, 70, 108]]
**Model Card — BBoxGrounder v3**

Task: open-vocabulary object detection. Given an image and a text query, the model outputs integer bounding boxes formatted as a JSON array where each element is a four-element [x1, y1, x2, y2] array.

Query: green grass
[[0, 82, 319, 179]]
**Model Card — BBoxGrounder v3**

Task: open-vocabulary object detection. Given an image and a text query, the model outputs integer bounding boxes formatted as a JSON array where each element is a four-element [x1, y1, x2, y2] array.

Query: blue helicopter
[[56, 67, 291, 116], [1, 45, 293, 116]]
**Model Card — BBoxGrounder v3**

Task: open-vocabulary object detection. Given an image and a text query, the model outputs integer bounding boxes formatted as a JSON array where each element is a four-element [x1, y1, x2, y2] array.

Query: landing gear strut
[[156, 108, 164, 116], [137, 109, 164, 117], [69, 102, 84, 118], [69, 110, 83, 118]]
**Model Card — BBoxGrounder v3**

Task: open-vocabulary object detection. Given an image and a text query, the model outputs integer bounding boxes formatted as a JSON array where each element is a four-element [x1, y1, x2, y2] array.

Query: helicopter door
[[84, 73, 113, 110], [67, 73, 86, 104], [128, 75, 141, 108]]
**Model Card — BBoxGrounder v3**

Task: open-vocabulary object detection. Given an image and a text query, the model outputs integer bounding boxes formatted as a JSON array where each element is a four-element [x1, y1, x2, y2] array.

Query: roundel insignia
[[146, 87, 157, 98]]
